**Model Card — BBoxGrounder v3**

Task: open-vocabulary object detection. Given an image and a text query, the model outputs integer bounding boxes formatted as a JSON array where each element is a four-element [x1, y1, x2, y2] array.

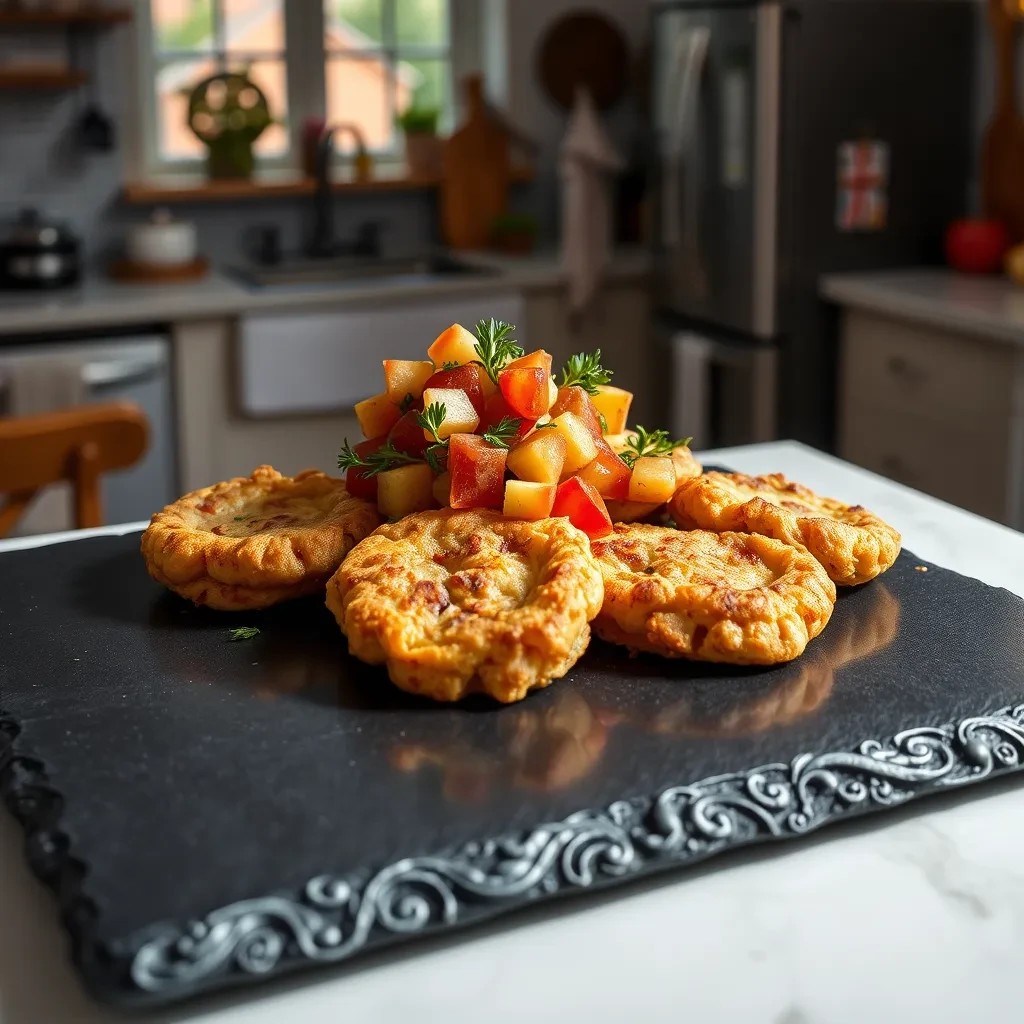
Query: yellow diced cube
[[549, 412, 598, 475], [627, 457, 677, 504], [376, 463, 436, 519], [503, 480, 556, 520], [421, 387, 480, 439]]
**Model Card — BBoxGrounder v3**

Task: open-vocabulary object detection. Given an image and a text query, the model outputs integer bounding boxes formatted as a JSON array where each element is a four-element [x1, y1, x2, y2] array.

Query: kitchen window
[[136, 0, 467, 177]]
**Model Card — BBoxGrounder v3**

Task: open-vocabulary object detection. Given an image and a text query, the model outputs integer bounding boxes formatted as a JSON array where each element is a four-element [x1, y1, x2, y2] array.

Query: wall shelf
[[0, 7, 131, 27], [0, 67, 87, 89], [122, 166, 536, 205]]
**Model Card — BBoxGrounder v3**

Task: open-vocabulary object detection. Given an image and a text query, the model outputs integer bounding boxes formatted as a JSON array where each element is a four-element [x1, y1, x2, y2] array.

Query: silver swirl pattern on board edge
[[129, 703, 1024, 995]]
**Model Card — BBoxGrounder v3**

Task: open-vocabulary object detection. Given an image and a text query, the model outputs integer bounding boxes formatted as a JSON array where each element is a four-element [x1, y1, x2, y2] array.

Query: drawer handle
[[886, 356, 927, 385], [880, 454, 913, 482]]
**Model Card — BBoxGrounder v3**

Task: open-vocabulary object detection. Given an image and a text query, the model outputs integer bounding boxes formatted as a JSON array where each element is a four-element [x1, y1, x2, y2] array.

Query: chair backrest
[[0, 402, 149, 537]]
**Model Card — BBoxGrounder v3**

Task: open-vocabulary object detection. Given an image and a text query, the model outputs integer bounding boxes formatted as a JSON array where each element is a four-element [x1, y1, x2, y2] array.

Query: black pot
[[0, 208, 82, 290]]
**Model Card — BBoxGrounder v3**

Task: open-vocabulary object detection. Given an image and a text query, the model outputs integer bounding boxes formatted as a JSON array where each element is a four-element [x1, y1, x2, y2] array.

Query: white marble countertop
[[0, 249, 649, 338], [820, 267, 1024, 347], [2, 440, 1023, 1024]]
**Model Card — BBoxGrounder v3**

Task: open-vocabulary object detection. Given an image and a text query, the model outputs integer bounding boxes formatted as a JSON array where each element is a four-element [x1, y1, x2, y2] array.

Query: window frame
[[132, 0, 480, 180]]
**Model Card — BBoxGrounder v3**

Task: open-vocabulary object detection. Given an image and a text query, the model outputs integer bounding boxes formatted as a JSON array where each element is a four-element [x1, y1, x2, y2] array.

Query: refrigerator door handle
[[663, 27, 710, 253]]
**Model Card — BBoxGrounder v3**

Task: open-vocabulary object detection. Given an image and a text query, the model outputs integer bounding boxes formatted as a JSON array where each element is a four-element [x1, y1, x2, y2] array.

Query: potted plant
[[397, 105, 441, 179], [489, 211, 539, 255]]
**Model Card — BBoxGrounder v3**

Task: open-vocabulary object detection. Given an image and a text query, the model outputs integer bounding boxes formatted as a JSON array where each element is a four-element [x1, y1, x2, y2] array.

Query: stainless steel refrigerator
[[650, 0, 975, 452]]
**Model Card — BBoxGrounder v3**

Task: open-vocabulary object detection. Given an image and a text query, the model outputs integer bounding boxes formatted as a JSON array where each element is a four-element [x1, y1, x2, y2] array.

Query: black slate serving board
[[2, 528, 1024, 1009]]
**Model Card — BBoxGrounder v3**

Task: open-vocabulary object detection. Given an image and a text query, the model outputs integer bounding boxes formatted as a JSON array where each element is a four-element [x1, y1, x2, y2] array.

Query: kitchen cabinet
[[522, 278, 654, 424], [836, 308, 1024, 528]]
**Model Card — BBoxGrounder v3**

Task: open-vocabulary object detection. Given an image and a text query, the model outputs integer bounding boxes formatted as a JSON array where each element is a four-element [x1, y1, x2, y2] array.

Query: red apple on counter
[[944, 218, 1011, 275]]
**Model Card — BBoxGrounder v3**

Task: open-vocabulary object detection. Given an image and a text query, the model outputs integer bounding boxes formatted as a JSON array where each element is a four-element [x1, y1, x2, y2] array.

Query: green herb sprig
[[473, 319, 524, 384], [558, 350, 612, 395], [618, 426, 693, 469], [416, 402, 450, 473], [228, 626, 260, 641], [481, 416, 521, 449], [338, 439, 423, 477]]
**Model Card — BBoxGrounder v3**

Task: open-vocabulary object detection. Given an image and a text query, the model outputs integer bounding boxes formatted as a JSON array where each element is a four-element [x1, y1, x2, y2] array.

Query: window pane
[[223, 0, 285, 55], [153, 0, 214, 53], [326, 0, 384, 51], [396, 0, 447, 46], [325, 56, 395, 153], [399, 56, 449, 123], [156, 59, 214, 160]]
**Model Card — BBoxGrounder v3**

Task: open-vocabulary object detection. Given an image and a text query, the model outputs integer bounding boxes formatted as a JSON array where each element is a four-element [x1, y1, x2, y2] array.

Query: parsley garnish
[[228, 626, 260, 641], [338, 439, 423, 477], [441, 360, 460, 370], [473, 318, 524, 384], [416, 402, 447, 443], [481, 416, 521, 449], [558, 350, 612, 395], [399, 392, 414, 413], [535, 421, 557, 429], [415, 403, 451, 472], [618, 426, 693, 468], [598, 411, 609, 434]]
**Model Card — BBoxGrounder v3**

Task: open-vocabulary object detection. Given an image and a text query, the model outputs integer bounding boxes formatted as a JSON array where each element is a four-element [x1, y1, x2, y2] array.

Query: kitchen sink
[[227, 252, 497, 290]]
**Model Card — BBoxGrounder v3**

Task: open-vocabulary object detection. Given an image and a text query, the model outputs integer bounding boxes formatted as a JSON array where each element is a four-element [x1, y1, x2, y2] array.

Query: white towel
[[559, 87, 624, 316], [4, 354, 86, 536]]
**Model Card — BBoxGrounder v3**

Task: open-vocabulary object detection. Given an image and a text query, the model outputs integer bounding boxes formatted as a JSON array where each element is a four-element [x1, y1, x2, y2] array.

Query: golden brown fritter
[[325, 509, 604, 703], [670, 471, 901, 586], [141, 465, 380, 610], [590, 523, 836, 664]]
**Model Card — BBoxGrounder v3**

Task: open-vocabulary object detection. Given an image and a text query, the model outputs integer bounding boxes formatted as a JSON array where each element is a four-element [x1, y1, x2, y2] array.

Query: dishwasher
[[0, 334, 178, 535]]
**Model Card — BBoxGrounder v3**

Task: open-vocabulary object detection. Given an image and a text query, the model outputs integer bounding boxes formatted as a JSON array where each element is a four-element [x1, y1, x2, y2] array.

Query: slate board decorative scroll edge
[[5, 701, 1024, 1006]]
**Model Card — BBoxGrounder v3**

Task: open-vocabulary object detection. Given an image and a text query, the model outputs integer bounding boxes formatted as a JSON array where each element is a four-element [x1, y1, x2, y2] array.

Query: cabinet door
[[236, 293, 524, 417]]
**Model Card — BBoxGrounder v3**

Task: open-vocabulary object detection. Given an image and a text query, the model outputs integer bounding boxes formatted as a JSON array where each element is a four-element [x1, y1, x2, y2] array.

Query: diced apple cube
[[551, 477, 613, 539], [606, 499, 662, 523], [475, 363, 499, 398], [432, 471, 452, 507], [549, 412, 599, 475], [355, 391, 401, 439], [383, 359, 434, 404], [449, 434, 507, 509], [604, 431, 637, 455], [376, 463, 436, 519], [576, 437, 631, 500], [545, 377, 558, 413], [628, 457, 678, 504], [498, 365, 549, 418], [550, 385, 603, 439], [421, 387, 480, 440], [503, 480, 556, 520], [591, 385, 633, 434], [507, 429, 567, 483], [427, 323, 479, 367]]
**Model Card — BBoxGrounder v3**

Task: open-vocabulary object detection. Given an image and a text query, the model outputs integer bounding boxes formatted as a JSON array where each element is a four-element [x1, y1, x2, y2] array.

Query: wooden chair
[[0, 402, 149, 538]]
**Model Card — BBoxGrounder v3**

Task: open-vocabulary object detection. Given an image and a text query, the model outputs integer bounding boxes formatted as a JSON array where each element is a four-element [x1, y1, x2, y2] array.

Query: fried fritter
[[590, 524, 836, 664], [141, 465, 380, 610], [670, 472, 901, 586], [325, 509, 604, 703]]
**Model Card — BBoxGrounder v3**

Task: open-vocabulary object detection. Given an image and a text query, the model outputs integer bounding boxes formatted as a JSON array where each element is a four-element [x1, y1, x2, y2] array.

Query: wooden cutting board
[[982, 0, 1024, 239], [439, 74, 510, 249]]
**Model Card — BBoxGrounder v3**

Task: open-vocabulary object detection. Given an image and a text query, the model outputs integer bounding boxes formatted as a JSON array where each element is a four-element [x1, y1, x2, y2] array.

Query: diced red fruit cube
[[498, 366, 549, 419], [505, 348, 553, 376], [551, 476, 613, 539], [577, 437, 631, 500], [448, 433, 508, 510], [423, 364, 485, 416], [345, 435, 387, 500], [479, 392, 534, 441], [550, 385, 604, 440], [387, 410, 430, 457]]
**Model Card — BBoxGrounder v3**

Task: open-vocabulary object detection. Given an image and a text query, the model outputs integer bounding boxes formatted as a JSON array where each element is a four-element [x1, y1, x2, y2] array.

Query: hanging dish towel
[[559, 86, 624, 316]]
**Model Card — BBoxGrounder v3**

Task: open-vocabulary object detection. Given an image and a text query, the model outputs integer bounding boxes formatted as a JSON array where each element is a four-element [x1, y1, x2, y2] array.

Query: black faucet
[[307, 124, 382, 260]]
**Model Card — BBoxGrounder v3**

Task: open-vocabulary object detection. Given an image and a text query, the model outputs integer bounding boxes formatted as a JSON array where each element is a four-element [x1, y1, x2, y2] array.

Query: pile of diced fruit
[[338, 319, 691, 539]]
